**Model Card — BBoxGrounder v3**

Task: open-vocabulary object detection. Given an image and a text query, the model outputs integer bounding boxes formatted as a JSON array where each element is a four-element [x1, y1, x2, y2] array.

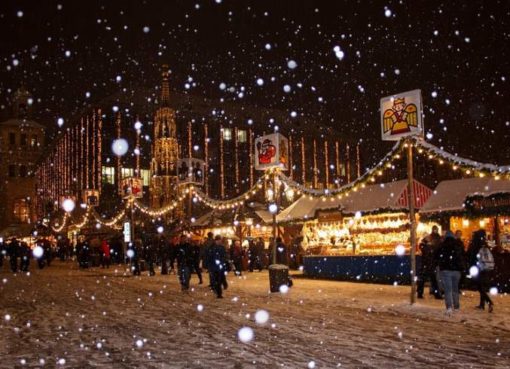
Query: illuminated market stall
[[278, 179, 434, 283], [420, 178, 510, 291]]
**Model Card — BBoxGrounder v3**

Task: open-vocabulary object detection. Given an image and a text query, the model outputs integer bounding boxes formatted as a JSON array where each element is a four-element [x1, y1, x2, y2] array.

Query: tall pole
[[407, 140, 417, 304], [130, 198, 135, 245], [272, 169, 277, 265]]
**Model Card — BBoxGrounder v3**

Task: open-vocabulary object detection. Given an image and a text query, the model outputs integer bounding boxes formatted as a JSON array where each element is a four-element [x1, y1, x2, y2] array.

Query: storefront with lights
[[278, 179, 435, 283], [420, 177, 510, 291]]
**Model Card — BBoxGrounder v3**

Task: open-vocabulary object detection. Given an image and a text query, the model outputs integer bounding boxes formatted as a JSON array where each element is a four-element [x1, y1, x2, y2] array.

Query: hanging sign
[[177, 158, 205, 185], [121, 177, 143, 199], [380, 89, 423, 141], [254, 133, 289, 171], [123, 221, 131, 243], [82, 189, 99, 207]]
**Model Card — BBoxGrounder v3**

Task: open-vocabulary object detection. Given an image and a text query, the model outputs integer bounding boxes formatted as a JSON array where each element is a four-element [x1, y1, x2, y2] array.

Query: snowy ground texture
[[1, 261, 509, 369]]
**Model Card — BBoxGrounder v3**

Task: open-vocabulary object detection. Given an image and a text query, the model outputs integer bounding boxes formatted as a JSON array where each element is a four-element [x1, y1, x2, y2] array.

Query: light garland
[[277, 139, 406, 199], [92, 204, 127, 228], [192, 177, 265, 209], [134, 193, 187, 217], [411, 137, 510, 178]]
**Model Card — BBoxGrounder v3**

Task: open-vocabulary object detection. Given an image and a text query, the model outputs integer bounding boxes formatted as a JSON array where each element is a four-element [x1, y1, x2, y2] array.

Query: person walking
[[275, 237, 288, 265], [190, 238, 203, 284], [248, 239, 262, 272], [468, 230, 495, 312], [130, 239, 142, 276], [230, 240, 243, 276], [176, 235, 193, 291], [8, 238, 20, 273], [202, 232, 215, 285], [0, 238, 5, 269], [417, 226, 442, 299], [144, 236, 157, 276], [158, 235, 169, 275], [206, 235, 228, 298], [101, 239, 111, 268], [20, 241, 31, 272], [434, 230, 466, 315]]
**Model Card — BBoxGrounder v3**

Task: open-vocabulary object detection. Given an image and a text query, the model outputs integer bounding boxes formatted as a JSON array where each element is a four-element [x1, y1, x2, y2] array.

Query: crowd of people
[[418, 226, 496, 315]]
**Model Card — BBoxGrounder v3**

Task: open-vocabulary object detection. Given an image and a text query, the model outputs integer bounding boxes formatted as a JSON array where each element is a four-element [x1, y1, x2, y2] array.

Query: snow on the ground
[[0, 261, 509, 368]]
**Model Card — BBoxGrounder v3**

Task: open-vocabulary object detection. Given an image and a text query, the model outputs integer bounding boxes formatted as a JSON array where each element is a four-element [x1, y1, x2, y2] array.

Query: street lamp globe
[[62, 198, 75, 213], [268, 203, 278, 214]]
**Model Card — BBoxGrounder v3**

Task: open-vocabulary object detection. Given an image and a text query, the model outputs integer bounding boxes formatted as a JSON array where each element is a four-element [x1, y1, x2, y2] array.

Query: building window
[[31, 135, 38, 147], [222, 128, 232, 141], [237, 129, 247, 143], [101, 166, 115, 185], [9, 132, 16, 145], [19, 165, 27, 177], [140, 169, 150, 186], [13, 199, 29, 223], [8, 165, 16, 177], [121, 167, 134, 179], [20, 134, 27, 146]]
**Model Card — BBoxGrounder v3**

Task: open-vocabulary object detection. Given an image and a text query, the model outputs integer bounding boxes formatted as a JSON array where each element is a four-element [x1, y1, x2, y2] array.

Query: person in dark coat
[[248, 239, 262, 272], [289, 236, 304, 270], [275, 237, 288, 265], [0, 238, 5, 268], [168, 237, 179, 274], [468, 229, 495, 312], [202, 232, 215, 286], [100, 240, 111, 268], [20, 241, 31, 272], [8, 238, 20, 272], [190, 239, 203, 284], [434, 230, 466, 314], [43, 239, 52, 267], [417, 226, 442, 299], [230, 240, 243, 276], [176, 235, 194, 291], [130, 240, 142, 276], [206, 235, 228, 298], [158, 235, 169, 275], [144, 237, 157, 276]]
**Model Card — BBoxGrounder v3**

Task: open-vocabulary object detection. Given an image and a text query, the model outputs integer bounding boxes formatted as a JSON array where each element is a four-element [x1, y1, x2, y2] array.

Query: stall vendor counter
[[303, 255, 421, 284], [304, 254, 510, 291]]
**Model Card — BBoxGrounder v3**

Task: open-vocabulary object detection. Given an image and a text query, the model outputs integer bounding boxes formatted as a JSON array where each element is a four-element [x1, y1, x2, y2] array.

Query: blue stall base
[[303, 255, 422, 285]]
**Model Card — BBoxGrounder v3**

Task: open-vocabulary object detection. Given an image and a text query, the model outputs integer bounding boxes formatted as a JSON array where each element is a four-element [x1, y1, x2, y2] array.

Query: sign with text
[[254, 133, 289, 171], [381, 89, 423, 141]]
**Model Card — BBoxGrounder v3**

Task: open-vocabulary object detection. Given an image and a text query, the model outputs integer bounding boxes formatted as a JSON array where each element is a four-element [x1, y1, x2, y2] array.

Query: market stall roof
[[277, 179, 432, 222], [338, 179, 432, 215], [193, 203, 271, 228], [420, 178, 510, 214], [0, 223, 34, 239]]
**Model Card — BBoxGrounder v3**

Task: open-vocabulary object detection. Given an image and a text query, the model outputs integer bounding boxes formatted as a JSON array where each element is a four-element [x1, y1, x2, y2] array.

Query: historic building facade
[[0, 88, 46, 231]]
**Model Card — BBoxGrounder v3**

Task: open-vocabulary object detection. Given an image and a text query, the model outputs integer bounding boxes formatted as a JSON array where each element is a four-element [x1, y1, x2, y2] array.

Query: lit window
[[101, 166, 115, 185], [13, 199, 29, 223], [223, 128, 232, 141], [31, 135, 38, 147], [140, 169, 150, 186], [121, 168, 134, 179], [237, 129, 247, 143]]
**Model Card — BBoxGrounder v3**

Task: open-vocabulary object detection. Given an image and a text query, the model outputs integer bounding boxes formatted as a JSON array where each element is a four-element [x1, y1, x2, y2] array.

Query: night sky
[[0, 0, 509, 166]]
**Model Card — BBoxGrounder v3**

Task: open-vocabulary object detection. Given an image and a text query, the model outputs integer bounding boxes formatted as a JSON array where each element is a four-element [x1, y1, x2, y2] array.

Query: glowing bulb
[[62, 198, 75, 213], [112, 138, 129, 156]]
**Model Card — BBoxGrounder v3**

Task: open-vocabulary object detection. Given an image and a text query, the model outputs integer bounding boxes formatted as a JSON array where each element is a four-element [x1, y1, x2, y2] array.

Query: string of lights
[[411, 137, 510, 178], [192, 177, 265, 209], [277, 139, 406, 198]]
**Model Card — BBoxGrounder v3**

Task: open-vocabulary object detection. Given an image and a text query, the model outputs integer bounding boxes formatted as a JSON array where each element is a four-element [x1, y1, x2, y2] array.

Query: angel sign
[[380, 89, 423, 141]]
